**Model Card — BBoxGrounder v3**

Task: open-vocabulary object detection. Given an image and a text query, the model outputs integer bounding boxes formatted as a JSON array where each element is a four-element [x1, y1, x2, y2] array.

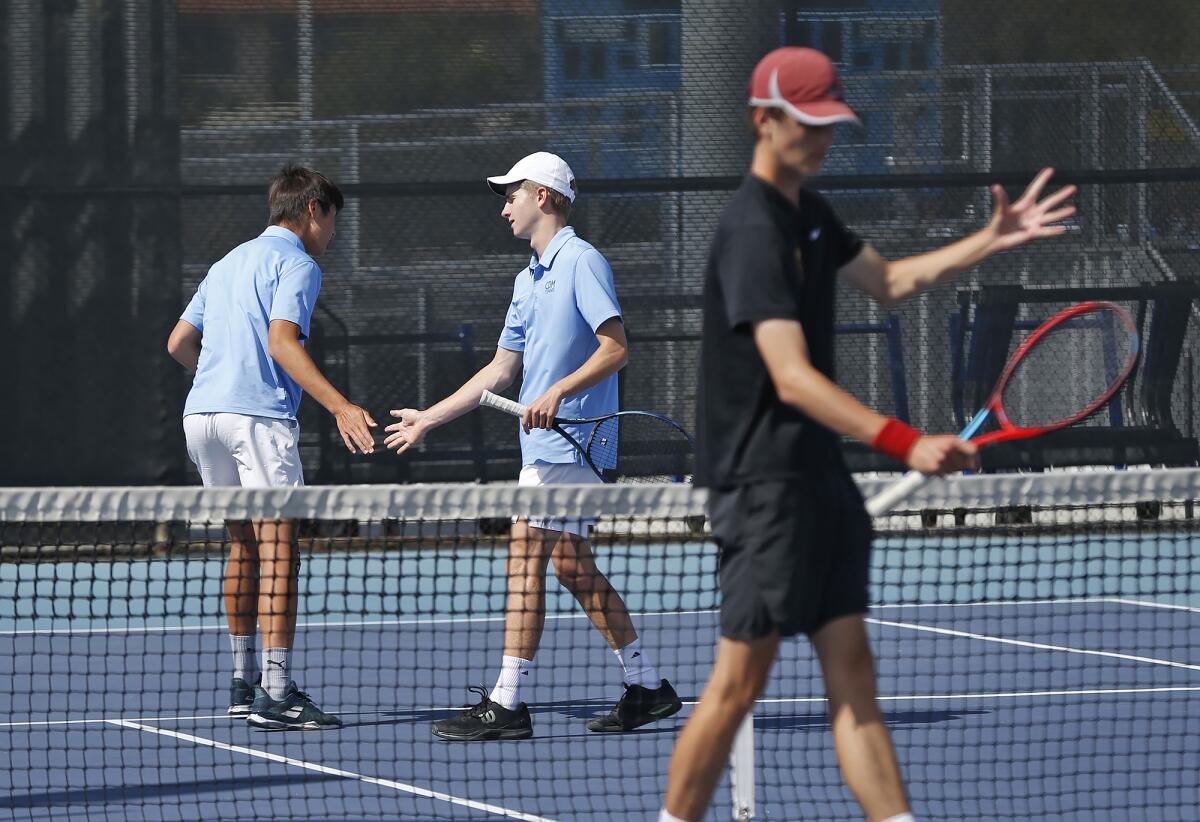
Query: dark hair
[[746, 106, 786, 136], [268, 163, 344, 225]]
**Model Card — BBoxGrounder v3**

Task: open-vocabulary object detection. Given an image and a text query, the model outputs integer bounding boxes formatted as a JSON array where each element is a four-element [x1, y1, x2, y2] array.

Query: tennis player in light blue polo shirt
[[497, 222, 622, 467], [167, 164, 376, 732], [383, 151, 681, 742], [180, 223, 321, 421]]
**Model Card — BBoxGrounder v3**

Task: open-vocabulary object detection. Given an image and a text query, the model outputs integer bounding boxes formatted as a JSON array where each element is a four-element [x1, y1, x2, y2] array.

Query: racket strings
[[585, 415, 693, 483], [1000, 308, 1134, 429]]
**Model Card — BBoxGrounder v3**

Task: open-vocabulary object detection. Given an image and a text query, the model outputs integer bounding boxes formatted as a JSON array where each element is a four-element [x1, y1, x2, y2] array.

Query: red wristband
[[872, 418, 922, 462]]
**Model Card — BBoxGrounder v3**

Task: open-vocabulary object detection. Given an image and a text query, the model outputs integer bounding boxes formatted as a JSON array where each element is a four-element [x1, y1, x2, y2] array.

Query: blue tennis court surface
[[2, 534, 1198, 821]]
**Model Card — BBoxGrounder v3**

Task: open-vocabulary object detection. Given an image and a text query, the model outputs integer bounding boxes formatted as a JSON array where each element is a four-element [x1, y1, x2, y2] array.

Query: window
[[565, 45, 581, 80], [911, 42, 928, 70], [646, 21, 679, 66], [590, 43, 606, 79], [821, 22, 843, 64], [794, 21, 813, 47], [624, 0, 680, 10], [883, 42, 902, 70]]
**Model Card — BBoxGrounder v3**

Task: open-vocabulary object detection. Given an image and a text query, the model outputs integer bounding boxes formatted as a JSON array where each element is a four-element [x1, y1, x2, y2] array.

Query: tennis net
[[1, 469, 1197, 821]]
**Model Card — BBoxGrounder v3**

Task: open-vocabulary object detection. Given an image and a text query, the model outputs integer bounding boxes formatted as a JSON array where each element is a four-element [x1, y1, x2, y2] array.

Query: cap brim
[[486, 174, 522, 196], [784, 98, 860, 126]]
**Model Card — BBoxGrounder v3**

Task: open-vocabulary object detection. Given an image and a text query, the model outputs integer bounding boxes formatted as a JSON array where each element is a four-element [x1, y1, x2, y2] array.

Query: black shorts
[[708, 472, 872, 640]]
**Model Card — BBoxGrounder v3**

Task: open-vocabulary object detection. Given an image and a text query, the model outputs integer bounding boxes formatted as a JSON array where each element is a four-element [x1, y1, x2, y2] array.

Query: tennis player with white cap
[[384, 151, 682, 741]]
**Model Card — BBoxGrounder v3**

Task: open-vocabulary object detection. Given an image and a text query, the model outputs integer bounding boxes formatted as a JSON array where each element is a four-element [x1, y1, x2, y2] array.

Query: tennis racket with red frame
[[867, 301, 1140, 515]]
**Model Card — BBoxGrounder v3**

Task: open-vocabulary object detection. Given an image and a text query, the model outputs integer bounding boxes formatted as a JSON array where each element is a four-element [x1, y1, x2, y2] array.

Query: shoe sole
[[587, 699, 684, 733], [247, 715, 341, 731], [228, 705, 252, 716], [432, 726, 533, 741]]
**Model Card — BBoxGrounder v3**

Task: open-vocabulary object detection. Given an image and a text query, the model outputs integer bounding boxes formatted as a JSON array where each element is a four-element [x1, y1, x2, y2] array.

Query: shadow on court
[[0, 772, 346, 811], [758, 708, 990, 731], [366, 694, 695, 725]]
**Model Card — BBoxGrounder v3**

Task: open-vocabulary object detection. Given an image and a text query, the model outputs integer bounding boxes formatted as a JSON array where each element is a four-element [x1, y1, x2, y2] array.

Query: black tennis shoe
[[587, 679, 683, 732], [227, 674, 260, 716], [432, 686, 533, 741], [247, 682, 342, 731]]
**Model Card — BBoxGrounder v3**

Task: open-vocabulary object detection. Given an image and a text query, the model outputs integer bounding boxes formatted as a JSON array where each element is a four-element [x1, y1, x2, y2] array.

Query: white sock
[[263, 647, 290, 700], [489, 655, 533, 710], [881, 814, 916, 822], [659, 810, 690, 822], [229, 635, 257, 681], [615, 638, 661, 689]]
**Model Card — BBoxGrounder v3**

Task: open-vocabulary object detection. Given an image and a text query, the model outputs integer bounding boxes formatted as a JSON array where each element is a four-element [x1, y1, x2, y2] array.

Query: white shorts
[[514, 461, 602, 538], [183, 412, 304, 488]]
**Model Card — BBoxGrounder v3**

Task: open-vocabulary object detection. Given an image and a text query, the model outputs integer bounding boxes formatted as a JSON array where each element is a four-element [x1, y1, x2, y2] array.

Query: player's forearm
[[552, 341, 627, 400], [166, 321, 202, 371], [884, 225, 998, 302], [774, 361, 890, 446], [168, 340, 201, 371], [422, 360, 517, 429], [269, 339, 351, 415]]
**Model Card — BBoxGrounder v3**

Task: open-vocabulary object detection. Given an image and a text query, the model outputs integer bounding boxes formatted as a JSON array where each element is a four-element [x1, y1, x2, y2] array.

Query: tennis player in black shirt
[[659, 48, 1077, 822]]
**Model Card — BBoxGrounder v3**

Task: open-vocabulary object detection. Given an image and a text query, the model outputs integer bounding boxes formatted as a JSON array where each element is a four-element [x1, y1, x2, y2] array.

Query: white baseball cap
[[486, 151, 577, 202]]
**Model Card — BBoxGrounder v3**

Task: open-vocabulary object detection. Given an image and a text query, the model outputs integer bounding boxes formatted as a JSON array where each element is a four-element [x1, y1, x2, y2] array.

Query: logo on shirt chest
[[544, 279, 556, 293]]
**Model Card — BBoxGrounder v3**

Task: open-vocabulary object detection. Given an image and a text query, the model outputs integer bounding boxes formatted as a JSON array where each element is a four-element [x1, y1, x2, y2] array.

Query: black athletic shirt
[[695, 175, 864, 489]]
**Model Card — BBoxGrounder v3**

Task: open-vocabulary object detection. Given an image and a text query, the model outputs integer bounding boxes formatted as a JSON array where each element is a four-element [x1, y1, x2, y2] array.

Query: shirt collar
[[745, 174, 805, 219], [528, 226, 576, 275], [261, 225, 307, 251]]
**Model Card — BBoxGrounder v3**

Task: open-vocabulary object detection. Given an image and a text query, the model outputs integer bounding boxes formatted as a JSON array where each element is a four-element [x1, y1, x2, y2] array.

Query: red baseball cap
[[748, 47, 859, 126]]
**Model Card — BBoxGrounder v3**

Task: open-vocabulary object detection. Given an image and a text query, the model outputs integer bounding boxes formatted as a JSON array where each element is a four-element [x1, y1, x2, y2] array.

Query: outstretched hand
[[384, 408, 430, 455], [985, 167, 1077, 255], [334, 403, 378, 454]]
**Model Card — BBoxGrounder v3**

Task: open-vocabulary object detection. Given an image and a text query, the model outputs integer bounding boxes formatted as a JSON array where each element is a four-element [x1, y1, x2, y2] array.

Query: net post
[[729, 711, 755, 820]]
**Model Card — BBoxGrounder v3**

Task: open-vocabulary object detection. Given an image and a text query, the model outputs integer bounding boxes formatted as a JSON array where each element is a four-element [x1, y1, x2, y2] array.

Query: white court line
[[1103, 597, 1200, 614], [8, 595, 1187, 636], [869, 617, 1200, 671], [108, 719, 557, 822], [0, 713, 234, 728], [872, 596, 1131, 609], [749, 685, 1200, 706], [0, 608, 722, 636]]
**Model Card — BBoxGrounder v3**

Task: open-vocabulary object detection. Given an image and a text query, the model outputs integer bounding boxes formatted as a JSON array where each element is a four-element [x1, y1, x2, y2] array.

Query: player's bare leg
[[663, 633, 779, 819], [550, 531, 636, 650], [502, 519, 556, 658], [811, 614, 911, 821], [224, 520, 259, 638]]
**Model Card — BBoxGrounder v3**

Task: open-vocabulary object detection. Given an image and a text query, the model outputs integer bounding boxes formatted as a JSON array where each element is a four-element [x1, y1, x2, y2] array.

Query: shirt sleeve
[[269, 261, 322, 339], [824, 200, 865, 268], [574, 249, 623, 332], [715, 225, 799, 330], [180, 277, 208, 332], [497, 280, 525, 352]]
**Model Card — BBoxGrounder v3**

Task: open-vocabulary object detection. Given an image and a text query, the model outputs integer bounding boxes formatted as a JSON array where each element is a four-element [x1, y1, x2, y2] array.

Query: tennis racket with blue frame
[[479, 389, 694, 483]]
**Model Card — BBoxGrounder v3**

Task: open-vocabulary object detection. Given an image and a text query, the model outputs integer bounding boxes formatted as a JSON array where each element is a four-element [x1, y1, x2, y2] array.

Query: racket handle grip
[[865, 469, 930, 517], [479, 389, 527, 418]]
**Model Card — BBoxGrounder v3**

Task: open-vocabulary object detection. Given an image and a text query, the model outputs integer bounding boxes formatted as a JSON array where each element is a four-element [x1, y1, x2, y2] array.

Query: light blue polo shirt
[[498, 226, 622, 467], [181, 225, 321, 421]]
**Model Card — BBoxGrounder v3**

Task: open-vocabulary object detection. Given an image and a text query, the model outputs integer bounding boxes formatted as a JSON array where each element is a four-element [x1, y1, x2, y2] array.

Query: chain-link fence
[[3, 0, 1198, 484]]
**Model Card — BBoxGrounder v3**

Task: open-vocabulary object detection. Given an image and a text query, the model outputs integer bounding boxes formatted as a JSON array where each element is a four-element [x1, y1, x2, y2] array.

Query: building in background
[[4, 0, 1197, 484]]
